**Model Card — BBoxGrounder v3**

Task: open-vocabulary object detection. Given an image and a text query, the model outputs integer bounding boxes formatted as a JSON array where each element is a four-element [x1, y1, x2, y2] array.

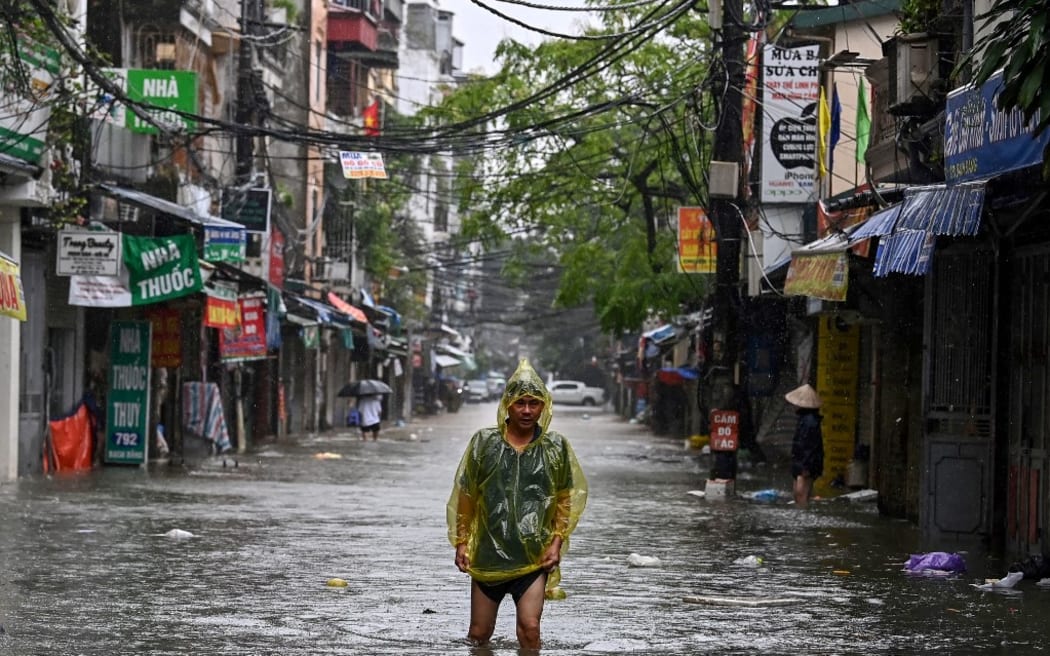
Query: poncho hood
[[497, 359, 553, 436]]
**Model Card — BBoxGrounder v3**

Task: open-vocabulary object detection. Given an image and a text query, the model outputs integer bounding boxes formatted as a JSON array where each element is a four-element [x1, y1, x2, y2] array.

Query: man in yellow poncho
[[448, 359, 587, 650]]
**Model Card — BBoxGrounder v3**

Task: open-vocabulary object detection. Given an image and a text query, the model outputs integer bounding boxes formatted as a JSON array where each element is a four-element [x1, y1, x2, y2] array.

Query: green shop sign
[[123, 234, 203, 305], [105, 321, 152, 465], [125, 69, 198, 134]]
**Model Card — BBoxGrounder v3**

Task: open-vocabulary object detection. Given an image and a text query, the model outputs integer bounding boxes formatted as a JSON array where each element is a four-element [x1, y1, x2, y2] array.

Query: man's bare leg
[[468, 581, 500, 647], [514, 572, 548, 652], [793, 474, 812, 506]]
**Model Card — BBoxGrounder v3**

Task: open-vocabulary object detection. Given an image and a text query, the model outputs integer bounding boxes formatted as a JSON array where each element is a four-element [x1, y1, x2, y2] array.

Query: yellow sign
[[0, 255, 26, 321], [784, 252, 848, 301], [814, 316, 859, 496]]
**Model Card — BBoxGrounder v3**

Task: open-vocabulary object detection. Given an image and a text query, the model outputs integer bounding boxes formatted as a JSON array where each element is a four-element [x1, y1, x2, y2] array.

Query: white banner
[[760, 44, 820, 204], [56, 229, 123, 276], [69, 274, 132, 307]]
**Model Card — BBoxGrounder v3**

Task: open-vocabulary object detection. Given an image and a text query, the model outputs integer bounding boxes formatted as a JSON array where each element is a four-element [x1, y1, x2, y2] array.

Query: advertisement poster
[[104, 320, 152, 465], [340, 151, 388, 179], [760, 44, 820, 203], [676, 207, 717, 273], [219, 295, 267, 361], [203, 226, 247, 262]]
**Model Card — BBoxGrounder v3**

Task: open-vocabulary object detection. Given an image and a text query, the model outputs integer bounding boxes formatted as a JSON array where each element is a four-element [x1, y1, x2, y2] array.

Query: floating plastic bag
[[904, 552, 966, 576]]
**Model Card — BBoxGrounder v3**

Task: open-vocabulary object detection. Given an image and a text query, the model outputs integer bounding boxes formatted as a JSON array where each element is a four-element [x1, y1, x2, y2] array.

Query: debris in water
[[626, 553, 661, 568], [163, 529, 194, 540], [972, 571, 1023, 591], [326, 578, 349, 588], [314, 452, 343, 460]]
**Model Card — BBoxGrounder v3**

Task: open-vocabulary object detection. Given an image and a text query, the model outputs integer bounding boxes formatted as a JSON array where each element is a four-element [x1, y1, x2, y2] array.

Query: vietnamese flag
[[362, 100, 380, 136]]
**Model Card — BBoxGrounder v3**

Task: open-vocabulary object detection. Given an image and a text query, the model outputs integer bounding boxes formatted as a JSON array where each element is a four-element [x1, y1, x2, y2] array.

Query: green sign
[[123, 234, 203, 305], [203, 227, 247, 262], [0, 39, 60, 164], [125, 69, 197, 134], [222, 187, 272, 233], [105, 321, 152, 465]]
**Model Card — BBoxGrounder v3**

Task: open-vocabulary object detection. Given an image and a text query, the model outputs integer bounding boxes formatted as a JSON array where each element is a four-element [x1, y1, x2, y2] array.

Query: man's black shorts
[[476, 569, 547, 604]]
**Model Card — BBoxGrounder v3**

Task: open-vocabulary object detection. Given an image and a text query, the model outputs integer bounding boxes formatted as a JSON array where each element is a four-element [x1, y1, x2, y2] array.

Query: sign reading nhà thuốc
[[105, 320, 152, 465]]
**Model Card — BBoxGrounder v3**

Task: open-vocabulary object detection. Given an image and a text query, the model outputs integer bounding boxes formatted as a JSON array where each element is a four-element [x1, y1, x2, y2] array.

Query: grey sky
[[447, 0, 590, 74]]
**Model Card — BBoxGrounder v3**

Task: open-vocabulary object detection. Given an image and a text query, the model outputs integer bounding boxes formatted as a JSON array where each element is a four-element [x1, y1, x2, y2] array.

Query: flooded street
[[0, 402, 1047, 655]]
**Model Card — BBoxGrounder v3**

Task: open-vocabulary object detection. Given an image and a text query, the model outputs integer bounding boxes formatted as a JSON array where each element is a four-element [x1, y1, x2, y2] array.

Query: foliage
[[424, 4, 715, 336], [897, 0, 941, 35], [969, 0, 1050, 174]]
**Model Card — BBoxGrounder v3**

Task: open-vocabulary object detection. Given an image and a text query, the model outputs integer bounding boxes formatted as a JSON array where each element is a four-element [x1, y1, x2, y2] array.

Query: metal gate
[[921, 246, 995, 541], [1006, 246, 1050, 556]]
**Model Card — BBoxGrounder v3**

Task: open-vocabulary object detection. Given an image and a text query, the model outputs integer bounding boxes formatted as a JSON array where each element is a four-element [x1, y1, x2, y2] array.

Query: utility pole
[[708, 0, 746, 483], [235, 0, 259, 179]]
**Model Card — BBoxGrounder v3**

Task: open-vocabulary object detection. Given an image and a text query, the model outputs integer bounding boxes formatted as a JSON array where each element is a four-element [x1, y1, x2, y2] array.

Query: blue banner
[[944, 70, 1050, 183]]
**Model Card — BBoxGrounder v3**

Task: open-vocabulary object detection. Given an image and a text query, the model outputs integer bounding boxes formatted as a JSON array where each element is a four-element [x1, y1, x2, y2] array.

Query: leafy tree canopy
[[425, 2, 716, 336]]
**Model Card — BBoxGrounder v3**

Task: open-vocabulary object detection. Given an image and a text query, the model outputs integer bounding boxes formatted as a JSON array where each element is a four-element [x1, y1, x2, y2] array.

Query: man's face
[[507, 395, 544, 432]]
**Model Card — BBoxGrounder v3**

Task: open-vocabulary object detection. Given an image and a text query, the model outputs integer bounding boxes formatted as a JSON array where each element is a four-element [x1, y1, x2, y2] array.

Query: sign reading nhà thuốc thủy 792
[[105, 320, 152, 465]]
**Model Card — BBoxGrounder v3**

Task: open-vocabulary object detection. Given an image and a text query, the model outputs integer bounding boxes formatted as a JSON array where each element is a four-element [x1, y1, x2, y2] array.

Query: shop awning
[[866, 180, 989, 277], [0, 152, 40, 181], [98, 183, 245, 230], [850, 204, 902, 241], [285, 293, 356, 327], [437, 343, 470, 359], [326, 291, 368, 324], [434, 353, 461, 368]]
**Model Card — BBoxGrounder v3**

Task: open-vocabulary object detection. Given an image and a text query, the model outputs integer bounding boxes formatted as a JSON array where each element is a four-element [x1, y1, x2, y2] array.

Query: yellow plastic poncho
[[447, 360, 588, 598]]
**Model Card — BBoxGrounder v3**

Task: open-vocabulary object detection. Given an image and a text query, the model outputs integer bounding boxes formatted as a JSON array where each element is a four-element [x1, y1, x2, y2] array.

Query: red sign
[[219, 296, 267, 361], [269, 228, 285, 288], [147, 307, 182, 368], [710, 410, 740, 451]]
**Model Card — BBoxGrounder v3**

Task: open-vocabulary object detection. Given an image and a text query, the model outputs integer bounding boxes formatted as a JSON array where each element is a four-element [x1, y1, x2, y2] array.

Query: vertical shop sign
[[814, 316, 859, 496], [268, 228, 285, 288], [147, 307, 182, 368], [219, 295, 267, 361], [760, 44, 820, 203], [104, 320, 152, 465]]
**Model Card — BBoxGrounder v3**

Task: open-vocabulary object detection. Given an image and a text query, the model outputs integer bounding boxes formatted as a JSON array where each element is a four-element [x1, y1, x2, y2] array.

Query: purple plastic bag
[[905, 552, 967, 574]]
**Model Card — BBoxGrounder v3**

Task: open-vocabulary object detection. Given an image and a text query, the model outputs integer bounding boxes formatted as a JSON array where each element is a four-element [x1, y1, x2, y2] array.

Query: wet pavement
[[0, 401, 1047, 655]]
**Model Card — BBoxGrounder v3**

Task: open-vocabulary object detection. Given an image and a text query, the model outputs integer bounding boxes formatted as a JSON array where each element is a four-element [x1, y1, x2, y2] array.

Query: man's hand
[[540, 536, 563, 571], [454, 543, 470, 573]]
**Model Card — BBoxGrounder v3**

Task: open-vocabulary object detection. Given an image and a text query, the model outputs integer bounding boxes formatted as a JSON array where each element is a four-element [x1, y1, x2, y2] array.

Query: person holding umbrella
[[337, 379, 392, 440], [357, 394, 383, 440]]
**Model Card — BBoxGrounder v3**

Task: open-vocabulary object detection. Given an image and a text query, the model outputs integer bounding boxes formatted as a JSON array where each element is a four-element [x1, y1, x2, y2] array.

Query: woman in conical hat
[[785, 384, 823, 506], [447, 359, 587, 649]]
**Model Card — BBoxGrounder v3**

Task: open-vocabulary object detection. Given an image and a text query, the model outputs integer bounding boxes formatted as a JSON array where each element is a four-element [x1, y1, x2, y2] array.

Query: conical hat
[[785, 383, 822, 409]]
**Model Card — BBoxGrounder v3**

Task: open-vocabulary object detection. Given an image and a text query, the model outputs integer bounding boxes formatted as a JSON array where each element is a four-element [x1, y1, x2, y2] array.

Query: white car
[[548, 380, 606, 406]]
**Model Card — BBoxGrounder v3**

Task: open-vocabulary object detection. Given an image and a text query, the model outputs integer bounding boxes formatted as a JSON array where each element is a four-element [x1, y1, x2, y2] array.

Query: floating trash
[[326, 578, 349, 588], [627, 553, 661, 568]]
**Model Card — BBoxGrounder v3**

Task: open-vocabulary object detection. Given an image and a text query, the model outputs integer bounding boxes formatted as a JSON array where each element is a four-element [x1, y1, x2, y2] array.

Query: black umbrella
[[338, 379, 393, 397]]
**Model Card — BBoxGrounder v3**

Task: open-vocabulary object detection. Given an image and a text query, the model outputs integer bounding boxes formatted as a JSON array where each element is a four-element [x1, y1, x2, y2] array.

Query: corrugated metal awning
[[866, 180, 989, 277]]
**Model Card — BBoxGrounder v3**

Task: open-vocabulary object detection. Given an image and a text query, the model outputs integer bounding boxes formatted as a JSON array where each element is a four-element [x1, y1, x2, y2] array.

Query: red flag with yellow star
[[362, 100, 380, 137]]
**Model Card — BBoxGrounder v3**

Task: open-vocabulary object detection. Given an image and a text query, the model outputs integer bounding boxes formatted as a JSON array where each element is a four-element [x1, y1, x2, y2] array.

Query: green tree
[[426, 3, 715, 336]]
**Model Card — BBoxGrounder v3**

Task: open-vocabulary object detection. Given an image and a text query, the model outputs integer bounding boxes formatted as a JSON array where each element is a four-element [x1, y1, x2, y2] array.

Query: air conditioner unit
[[886, 34, 940, 116]]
